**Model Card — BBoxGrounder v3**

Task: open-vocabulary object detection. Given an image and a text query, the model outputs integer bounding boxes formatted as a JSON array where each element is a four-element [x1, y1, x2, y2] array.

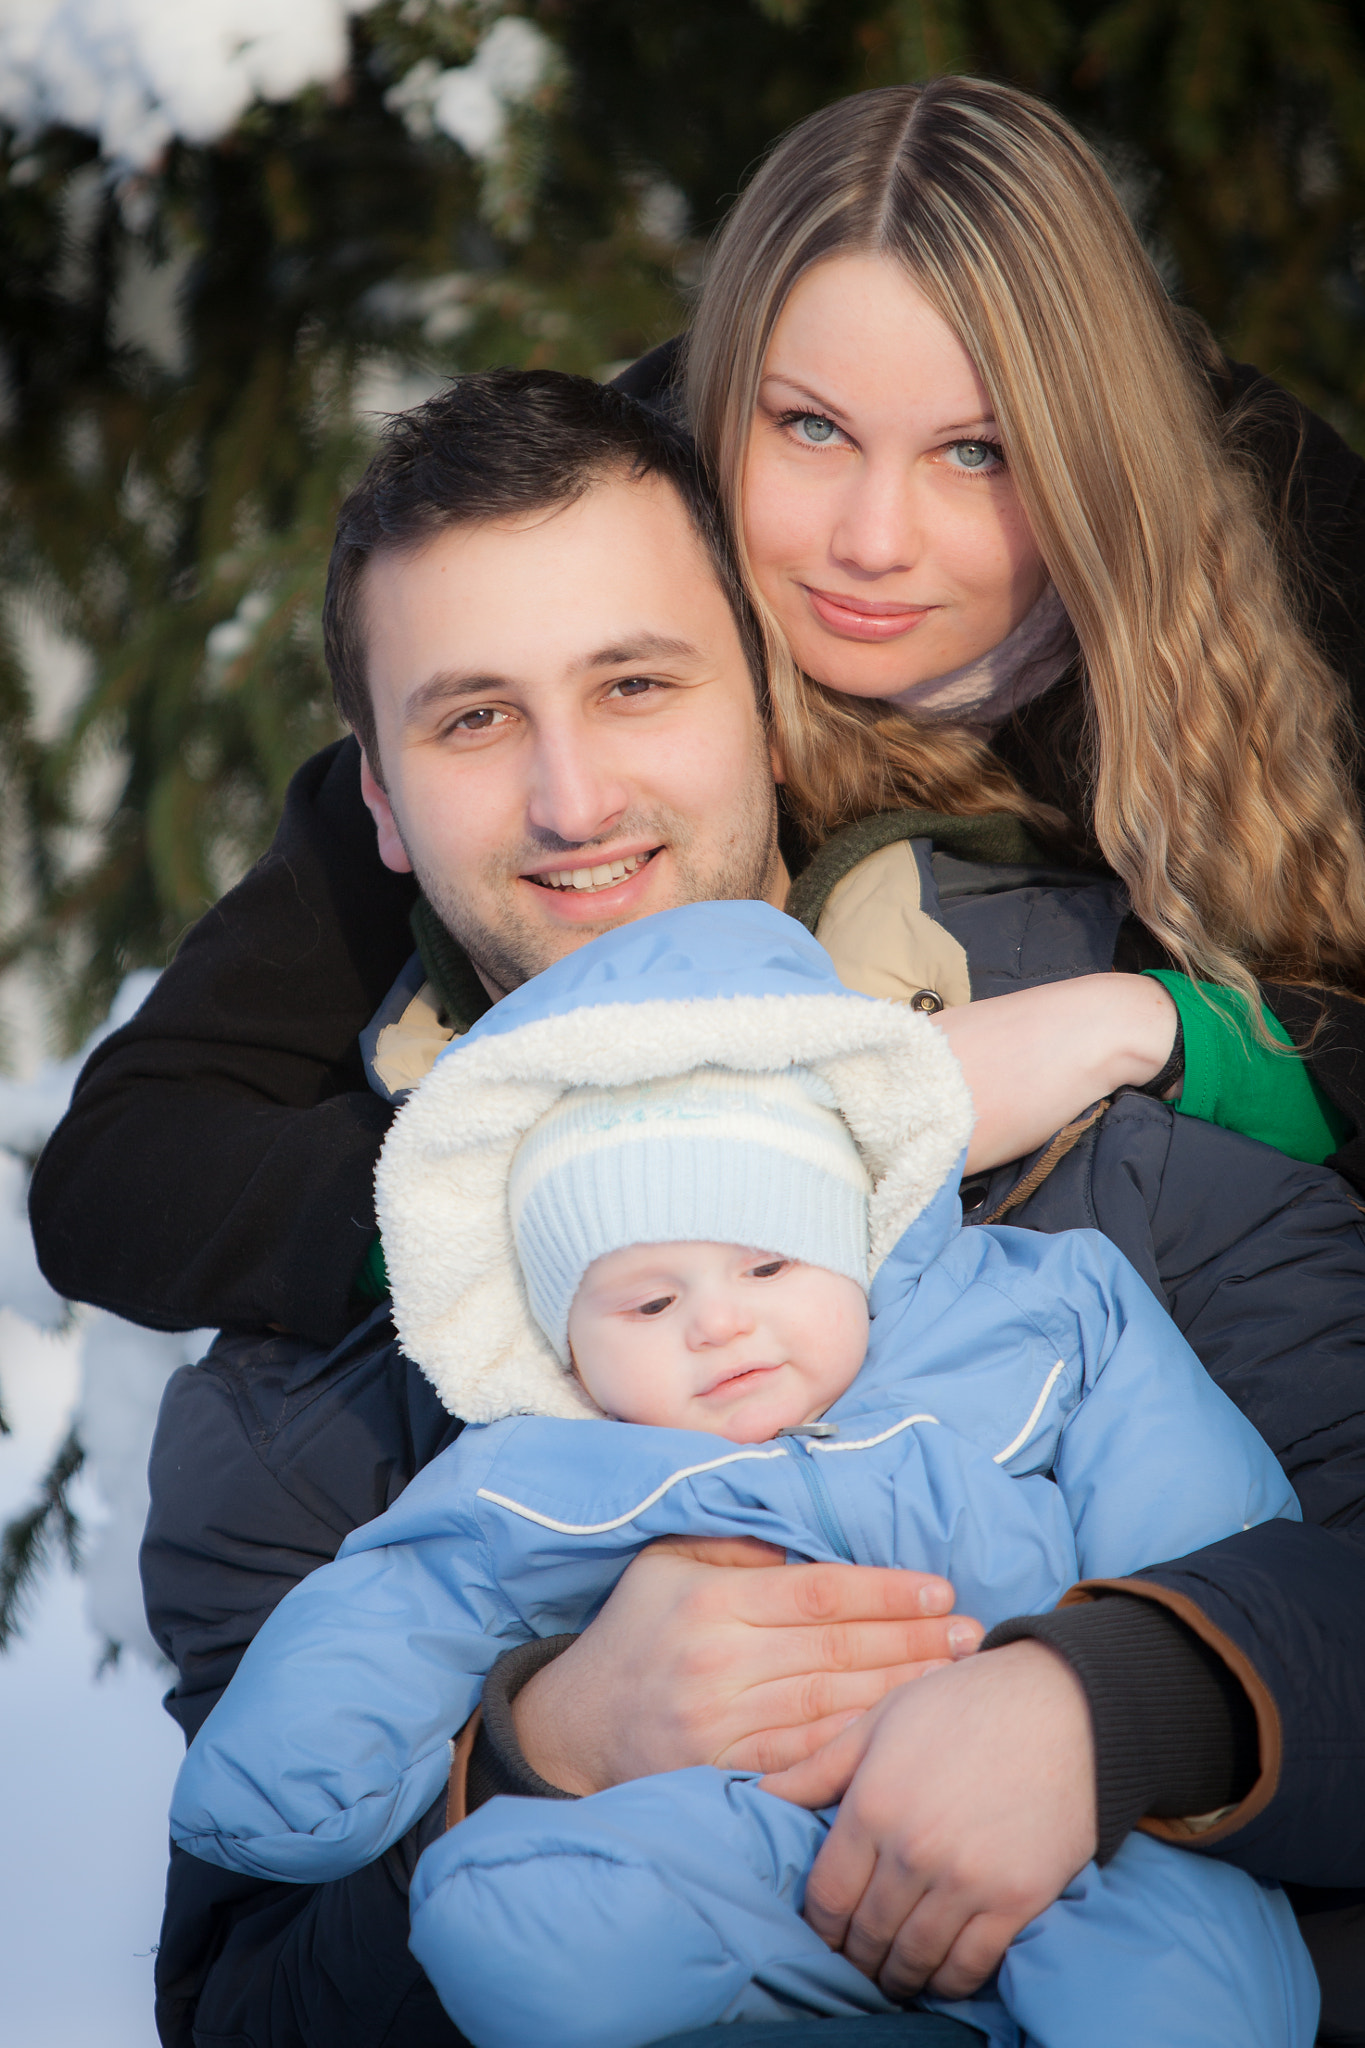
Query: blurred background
[[4, 2, 1365, 2041]]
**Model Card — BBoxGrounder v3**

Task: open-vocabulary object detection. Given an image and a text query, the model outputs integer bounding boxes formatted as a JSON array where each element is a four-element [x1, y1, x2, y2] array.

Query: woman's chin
[[801, 655, 933, 704], [786, 630, 953, 703]]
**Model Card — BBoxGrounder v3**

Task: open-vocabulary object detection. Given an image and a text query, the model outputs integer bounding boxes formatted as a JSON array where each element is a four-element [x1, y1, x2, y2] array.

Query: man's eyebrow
[[402, 634, 704, 727], [572, 632, 701, 672], [403, 671, 511, 727]]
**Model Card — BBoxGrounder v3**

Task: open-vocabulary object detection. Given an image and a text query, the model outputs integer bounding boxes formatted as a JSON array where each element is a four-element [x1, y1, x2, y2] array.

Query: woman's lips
[[804, 585, 935, 642]]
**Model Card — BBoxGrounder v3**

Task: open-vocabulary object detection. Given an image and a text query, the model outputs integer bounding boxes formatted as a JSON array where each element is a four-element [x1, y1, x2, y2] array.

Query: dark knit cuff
[[982, 1592, 1259, 1863], [467, 1634, 581, 1811]]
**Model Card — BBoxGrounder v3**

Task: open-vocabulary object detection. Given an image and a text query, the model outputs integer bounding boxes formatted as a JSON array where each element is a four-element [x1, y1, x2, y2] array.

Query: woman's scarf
[[890, 582, 1075, 728]]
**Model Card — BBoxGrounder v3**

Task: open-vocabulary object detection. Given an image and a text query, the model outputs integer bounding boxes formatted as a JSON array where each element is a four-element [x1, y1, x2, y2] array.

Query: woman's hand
[[939, 972, 1180, 1173], [510, 1536, 983, 1795], [761, 1639, 1097, 2000]]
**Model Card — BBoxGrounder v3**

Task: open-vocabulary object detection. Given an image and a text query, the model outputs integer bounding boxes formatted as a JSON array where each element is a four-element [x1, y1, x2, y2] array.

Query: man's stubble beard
[[409, 752, 782, 997]]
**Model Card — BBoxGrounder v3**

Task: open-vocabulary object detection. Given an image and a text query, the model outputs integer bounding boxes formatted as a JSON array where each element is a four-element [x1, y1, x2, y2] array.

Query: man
[[34, 370, 1365, 2045]]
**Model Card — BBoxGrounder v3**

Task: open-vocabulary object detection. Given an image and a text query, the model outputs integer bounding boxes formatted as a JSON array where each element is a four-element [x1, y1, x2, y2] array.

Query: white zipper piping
[[992, 1360, 1066, 1464], [476, 1446, 789, 1535]]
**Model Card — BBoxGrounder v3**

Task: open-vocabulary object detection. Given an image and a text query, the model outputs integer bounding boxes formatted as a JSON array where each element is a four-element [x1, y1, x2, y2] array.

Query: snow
[[0, 1, 556, 173], [0, 0, 375, 168], [0, 978, 213, 2043], [0, 1307, 188, 2048], [386, 16, 555, 160], [0, 968, 213, 1658]]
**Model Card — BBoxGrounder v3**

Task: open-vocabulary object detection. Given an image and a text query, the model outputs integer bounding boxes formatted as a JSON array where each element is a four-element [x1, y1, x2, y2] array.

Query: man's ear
[[768, 733, 787, 787], [358, 749, 413, 874]]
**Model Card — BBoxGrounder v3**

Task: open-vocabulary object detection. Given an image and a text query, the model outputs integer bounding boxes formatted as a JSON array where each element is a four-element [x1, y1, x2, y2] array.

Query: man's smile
[[526, 847, 661, 893]]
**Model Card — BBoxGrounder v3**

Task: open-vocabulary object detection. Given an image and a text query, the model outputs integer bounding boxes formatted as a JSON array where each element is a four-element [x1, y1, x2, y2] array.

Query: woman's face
[[742, 252, 1049, 702]]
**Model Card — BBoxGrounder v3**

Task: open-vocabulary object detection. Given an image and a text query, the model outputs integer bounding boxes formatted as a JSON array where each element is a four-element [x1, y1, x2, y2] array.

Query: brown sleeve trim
[[444, 1706, 482, 1831], [1060, 1577, 1282, 1847]]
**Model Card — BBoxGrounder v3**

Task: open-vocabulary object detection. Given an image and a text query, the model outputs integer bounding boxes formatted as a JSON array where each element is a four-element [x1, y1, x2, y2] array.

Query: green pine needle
[[0, 1425, 86, 1652]]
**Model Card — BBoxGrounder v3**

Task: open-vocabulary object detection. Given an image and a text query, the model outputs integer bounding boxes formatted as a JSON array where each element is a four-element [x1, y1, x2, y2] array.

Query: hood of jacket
[[375, 901, 974, 1423]]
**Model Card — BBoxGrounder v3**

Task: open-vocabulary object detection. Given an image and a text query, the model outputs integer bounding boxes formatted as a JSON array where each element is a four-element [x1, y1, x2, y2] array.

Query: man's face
[[358, 471, 786, 996]]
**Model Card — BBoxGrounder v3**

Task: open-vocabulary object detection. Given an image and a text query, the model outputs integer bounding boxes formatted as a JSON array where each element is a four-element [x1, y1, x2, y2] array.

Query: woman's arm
[[943, 969, 1351, 1176], [28, 738, 417, 1345], [939, 972, 1179, 1171]]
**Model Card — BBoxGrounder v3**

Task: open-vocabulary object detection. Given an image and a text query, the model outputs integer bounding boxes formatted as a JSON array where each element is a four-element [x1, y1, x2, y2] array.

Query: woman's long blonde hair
[[685, 76, 1365, 996]]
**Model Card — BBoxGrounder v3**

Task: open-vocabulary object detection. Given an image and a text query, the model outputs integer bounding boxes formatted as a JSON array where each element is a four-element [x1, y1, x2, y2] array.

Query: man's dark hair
[[323, 367, 762, 771]]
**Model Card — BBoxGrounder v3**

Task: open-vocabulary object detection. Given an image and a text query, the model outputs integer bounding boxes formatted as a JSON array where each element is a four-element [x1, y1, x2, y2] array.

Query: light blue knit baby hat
[[507, 1066, 871, 1362]]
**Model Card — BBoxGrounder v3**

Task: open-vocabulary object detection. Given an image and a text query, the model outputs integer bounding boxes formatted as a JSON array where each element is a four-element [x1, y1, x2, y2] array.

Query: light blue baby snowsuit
[[170, 903, 1319, 2048]]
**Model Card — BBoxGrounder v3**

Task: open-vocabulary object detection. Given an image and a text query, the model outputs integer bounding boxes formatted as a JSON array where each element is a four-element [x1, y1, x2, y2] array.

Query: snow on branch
[[0, 2, 556, 175], [0, 972, 211, 1663], [0, 0, 387, 168]]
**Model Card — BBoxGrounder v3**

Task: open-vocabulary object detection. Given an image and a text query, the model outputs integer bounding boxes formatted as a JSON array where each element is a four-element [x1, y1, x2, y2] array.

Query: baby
[[170, 902, 1318, 2048]]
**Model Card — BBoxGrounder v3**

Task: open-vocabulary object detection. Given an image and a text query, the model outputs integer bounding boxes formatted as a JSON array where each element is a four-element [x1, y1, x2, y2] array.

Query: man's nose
[[828, 457, 922, 579], [524, 719, 631, 846]]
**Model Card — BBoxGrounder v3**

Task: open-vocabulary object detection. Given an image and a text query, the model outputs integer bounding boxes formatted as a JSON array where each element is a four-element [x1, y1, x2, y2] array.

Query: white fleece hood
[[375, 901, 975, 1422]]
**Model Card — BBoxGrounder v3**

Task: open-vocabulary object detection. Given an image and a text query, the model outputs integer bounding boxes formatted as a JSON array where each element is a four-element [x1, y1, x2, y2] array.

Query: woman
[[682, 74, 1365, 1173], [32, 82, 1365, 2048]]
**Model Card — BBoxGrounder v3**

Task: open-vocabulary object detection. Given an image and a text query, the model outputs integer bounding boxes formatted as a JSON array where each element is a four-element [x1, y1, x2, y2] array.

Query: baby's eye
[[749, 1259, 791, 1280], [637, 1295, 675, 1317], [944, 439, 1005, 473]]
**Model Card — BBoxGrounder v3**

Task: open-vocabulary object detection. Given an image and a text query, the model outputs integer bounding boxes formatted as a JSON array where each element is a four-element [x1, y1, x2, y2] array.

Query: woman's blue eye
[[949, 439, 1004, 471], [794, 414, 838, 444]]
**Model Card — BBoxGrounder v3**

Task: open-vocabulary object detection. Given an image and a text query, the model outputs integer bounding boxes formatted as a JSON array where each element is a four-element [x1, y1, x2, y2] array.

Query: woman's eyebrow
[[758, 371, 854, 425], [760, 374, 999, 443]]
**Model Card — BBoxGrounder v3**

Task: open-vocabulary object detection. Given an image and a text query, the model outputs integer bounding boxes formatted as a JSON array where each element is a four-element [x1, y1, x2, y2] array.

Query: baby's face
[[566, 1242, 869, 1444]]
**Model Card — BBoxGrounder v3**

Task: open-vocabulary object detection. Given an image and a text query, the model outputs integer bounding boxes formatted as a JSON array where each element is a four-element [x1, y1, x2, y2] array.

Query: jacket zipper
[[786, 1440, 855, 1562]]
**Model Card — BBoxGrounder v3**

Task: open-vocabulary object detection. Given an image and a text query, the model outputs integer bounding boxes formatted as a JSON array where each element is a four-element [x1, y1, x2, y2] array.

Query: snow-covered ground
[[0, 982, 212, 2047], [0, 1310, 186, 2048]]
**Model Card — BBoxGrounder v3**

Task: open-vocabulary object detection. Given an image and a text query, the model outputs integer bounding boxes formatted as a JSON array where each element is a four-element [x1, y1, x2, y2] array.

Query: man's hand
[[761, 1639, 1097, 2001], [511, 1536, 982, 1795]]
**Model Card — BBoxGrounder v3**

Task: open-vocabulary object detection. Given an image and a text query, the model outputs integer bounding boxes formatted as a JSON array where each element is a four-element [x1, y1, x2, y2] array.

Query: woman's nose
[[829, 460, 922, 578]]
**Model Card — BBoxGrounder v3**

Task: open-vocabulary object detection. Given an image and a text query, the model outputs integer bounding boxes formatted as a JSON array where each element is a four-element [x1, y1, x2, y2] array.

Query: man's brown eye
[[454, 707, 497, 730]]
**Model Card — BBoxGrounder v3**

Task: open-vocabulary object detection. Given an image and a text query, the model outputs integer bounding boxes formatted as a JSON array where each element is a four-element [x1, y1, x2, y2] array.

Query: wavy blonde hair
[[684, 76, 1365, 998]]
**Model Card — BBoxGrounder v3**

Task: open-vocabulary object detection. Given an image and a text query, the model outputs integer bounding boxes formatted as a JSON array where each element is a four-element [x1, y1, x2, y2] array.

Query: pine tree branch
[[0, 1424, 85, 1651]]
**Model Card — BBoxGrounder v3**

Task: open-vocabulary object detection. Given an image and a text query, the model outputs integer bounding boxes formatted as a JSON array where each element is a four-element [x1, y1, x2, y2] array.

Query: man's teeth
[[539, 853, 650, 891]]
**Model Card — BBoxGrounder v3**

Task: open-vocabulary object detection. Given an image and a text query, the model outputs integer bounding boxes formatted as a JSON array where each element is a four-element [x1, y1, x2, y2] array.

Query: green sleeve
[[352, 1232, 390, 1306], [1142, 970, 1350, 1165]]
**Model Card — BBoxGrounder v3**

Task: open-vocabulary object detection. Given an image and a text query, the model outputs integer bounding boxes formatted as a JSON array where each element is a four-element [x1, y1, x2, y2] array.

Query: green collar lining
[[410, 898, 495, 1036]]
